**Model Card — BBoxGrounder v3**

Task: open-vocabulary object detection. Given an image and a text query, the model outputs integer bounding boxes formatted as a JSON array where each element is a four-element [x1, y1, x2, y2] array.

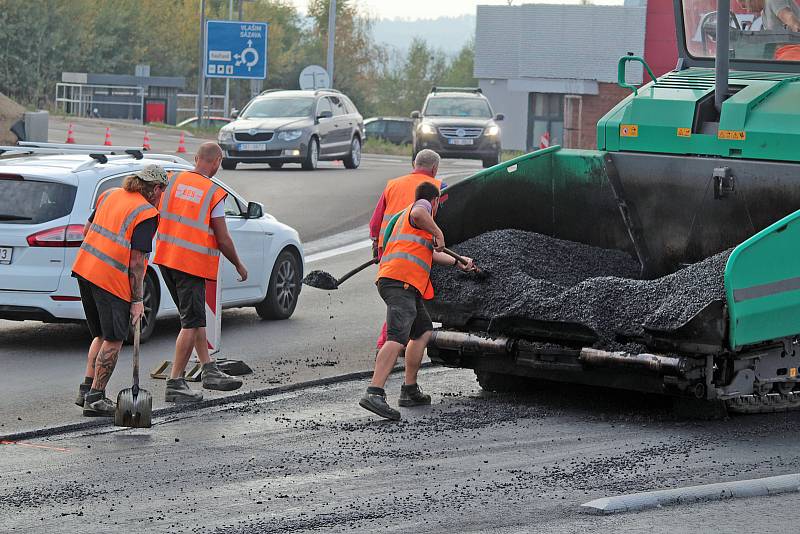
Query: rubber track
[[727, 391, 800, 414]]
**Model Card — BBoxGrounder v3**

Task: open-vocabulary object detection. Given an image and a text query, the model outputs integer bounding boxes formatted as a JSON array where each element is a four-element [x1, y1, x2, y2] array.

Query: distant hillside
[[371, 15, 476, 54]]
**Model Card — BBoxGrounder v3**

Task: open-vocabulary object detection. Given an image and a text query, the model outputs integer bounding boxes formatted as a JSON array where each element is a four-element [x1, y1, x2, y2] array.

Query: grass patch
[[363, 138, 412, 157]]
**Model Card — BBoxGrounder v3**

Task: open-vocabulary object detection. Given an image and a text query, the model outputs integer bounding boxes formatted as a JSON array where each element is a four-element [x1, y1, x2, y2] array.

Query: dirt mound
[[0, 93, 25, 144]]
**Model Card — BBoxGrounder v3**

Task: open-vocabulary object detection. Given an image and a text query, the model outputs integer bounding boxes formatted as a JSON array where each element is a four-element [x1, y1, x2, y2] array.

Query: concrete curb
[[581, 473, 800, 514], [0, 362, 435, 443]]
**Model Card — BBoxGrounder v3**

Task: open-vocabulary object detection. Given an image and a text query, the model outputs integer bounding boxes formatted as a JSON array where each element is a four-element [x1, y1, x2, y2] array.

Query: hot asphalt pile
[[303, 269, 339, 290], [431, 229, 731, 349]]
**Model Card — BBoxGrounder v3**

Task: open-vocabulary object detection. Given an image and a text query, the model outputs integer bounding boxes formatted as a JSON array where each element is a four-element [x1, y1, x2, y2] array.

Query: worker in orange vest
[[154, 142, 248, 403], [360, 181, 475, 421], [72, 164, 168, 417], [367, 149, 445, 353]]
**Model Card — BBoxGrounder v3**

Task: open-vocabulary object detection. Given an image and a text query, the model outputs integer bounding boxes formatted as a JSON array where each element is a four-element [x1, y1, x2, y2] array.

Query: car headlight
[[218, 129, 234, 143], [485, 125, 500, 136], [419, 123, 436, 135], [277, 130, 303, 142]]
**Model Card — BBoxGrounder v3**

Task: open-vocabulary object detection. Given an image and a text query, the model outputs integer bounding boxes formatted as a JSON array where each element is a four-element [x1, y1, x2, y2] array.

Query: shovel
[[442, 247, 490, 279], [114, 319, 152, 428], [303, 258, 378, 290]]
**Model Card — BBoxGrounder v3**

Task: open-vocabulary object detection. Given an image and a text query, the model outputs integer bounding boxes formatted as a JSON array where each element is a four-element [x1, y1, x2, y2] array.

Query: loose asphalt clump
[[431, 229, 731, 350], [303, 270, 338, 290]]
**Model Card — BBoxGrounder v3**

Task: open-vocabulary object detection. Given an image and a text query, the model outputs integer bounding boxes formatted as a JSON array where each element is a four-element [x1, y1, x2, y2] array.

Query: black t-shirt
[[88, 211, 158, 253]]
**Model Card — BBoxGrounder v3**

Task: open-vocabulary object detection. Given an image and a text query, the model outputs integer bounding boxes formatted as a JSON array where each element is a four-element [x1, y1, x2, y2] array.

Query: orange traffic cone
[[176, 132, 187, 154], [142, 130, 151, 151], [103, 127, 112, 146], [65, 123, 76, 144]]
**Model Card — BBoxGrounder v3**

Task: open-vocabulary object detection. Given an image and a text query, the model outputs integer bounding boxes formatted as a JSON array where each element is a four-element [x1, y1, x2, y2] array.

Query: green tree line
[[0, 0, 475, 117]]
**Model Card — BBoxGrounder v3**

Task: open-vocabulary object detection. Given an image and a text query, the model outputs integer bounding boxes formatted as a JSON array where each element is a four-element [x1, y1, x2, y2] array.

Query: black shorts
[[377, 278, 433, 345], [77, 277, 130, 342], [159, 265, 206, 329]]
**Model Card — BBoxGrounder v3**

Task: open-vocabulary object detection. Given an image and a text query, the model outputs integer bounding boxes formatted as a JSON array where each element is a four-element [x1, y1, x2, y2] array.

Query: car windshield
[[241, 97, 314, 119], [682, 0, 800, 62], [0, 177, 77, 225], [424, 97, 492, 118]]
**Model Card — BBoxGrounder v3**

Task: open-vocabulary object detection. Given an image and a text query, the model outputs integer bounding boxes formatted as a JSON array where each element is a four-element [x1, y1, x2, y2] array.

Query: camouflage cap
[[135, 164, 169, 185]]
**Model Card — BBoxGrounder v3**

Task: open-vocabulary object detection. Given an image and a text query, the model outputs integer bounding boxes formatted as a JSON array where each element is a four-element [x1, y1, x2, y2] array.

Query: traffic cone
[[142, 130, 151, 151], [65, 123, 76, 144], [103, 127, 112, 146], [176, 132, 187, 154]]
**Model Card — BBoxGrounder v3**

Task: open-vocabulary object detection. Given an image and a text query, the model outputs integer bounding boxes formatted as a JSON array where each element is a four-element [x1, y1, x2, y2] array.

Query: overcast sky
[[289, 0, 623, 20]]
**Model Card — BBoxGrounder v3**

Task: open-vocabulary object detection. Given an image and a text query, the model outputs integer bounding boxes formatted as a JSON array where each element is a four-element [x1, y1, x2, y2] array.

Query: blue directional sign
[[205, 20, 268, 80]]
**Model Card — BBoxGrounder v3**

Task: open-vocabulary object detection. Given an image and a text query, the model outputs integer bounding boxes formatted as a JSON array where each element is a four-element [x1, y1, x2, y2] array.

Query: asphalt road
[[3, 367, 800, 533]]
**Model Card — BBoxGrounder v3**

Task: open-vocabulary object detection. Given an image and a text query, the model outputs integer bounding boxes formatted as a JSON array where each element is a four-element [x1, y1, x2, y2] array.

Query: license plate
[[0, 246, 12, 264], [238, 143, 267, 151], [448, 138, 473, 145]]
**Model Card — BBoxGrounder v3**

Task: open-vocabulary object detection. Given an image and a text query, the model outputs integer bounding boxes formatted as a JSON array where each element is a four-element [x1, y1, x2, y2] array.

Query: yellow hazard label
[[677, 128, 691, 138], [620, 124, 638, 138], [718, 130, 746, 140], [791, 368, 798, 378]]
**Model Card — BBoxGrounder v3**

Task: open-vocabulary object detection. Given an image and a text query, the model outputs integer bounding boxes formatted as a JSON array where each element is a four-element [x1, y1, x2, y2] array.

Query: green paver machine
[[427, 0, 800, 413]]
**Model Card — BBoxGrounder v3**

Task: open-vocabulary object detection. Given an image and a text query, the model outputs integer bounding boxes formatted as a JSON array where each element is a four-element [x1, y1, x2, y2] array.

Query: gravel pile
[[431, 229, 730, 348]]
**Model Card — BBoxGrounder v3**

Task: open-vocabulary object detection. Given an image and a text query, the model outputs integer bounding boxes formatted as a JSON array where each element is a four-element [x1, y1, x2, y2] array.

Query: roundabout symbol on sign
[[234, 39, 260, 71]]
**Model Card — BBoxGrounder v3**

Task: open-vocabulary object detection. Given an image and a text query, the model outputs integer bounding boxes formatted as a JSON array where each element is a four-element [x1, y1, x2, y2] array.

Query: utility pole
[[326, 0, 336, 88], [224, 0, 233, 117], [197, 0, 206, 126]]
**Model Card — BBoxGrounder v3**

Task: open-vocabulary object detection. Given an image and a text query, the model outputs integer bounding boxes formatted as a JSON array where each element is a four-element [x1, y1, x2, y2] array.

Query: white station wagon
[[0, 146, 303, 341]]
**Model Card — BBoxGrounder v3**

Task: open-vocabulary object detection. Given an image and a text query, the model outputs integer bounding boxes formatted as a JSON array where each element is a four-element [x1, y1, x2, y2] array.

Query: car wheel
[[222, 159, 237, 170], [269, 162, 284, 169], [255, 250, 300, 320], [343, 136, 361, 169], [482, 154, 500, 168], [301, 137, 319, 170], [126, 271, 159, 344]]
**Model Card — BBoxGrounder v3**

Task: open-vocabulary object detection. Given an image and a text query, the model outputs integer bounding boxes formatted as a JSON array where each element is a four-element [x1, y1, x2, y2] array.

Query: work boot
[[359, 387, 401, 421], [201, 362, 243, 392], [82, 390, 115, 417], [165, 377, 203, 403], [398, 383, 432, 407], [75, 381, 91, 407]]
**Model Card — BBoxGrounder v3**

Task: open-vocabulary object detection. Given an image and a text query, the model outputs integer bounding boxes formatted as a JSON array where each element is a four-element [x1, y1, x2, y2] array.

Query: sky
[[289, 0, 607, 20]]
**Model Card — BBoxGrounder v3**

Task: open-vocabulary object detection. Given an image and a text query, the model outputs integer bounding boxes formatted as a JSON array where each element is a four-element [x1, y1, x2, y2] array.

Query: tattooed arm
[[129, 249, 146, 325]]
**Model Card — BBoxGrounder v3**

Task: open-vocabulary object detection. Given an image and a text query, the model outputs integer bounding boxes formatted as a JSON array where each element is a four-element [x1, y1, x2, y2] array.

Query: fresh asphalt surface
[[3, 118, 800, 532]]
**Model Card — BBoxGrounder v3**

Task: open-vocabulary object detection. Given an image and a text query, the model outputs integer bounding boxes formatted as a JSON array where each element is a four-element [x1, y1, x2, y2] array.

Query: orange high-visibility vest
[[377, 204, 435, 299], [154, 171, 227, 280], [72, 188, 158, 302], [379, 172, 441, 249]]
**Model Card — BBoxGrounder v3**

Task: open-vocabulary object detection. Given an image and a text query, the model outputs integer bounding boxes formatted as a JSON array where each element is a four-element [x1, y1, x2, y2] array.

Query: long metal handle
[[442, 247, 469, 266], [336, 258, 378, 286], [132, 319, 141, 390]]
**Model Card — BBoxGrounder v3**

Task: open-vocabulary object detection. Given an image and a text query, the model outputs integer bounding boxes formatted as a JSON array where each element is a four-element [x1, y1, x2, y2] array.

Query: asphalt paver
[[3, 367, 800, 533]]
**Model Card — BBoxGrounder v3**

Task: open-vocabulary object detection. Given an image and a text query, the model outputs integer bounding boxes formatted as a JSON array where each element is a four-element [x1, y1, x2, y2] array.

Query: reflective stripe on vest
[[377, 206, 435, 297], [72, 189, 158, 301], [153, 171, 226, 280], [378, 173, 441, 248]]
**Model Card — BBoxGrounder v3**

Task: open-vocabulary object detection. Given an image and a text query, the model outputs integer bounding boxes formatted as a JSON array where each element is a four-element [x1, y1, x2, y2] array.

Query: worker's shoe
[[82, 390, 115, 417], [201, 362, 242, 392], [165, 377, 203, 403], [359, 387, 401, 421], [75, 381, 91, 407], [398, 383, 432, 407]]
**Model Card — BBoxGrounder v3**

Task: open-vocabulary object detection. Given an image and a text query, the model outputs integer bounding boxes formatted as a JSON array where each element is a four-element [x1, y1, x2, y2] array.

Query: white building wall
[[479, 79, 529, 152]]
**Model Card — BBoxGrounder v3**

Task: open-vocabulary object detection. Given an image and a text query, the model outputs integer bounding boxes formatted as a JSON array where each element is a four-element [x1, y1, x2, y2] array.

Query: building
[[475, 1, 676, 152]]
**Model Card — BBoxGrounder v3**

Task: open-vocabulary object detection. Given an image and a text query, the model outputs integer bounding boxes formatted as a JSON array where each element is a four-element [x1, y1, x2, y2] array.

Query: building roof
[[474, 4, 647, 84]]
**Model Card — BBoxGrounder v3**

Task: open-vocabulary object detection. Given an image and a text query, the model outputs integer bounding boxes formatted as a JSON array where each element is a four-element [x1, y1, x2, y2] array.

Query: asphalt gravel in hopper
[[431, 229, 731, 349]]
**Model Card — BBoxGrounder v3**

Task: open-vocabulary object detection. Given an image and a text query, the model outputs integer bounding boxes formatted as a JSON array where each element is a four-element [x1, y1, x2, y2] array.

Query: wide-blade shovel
[[114, 319, 152, 428], [303, 257, 378, 290]]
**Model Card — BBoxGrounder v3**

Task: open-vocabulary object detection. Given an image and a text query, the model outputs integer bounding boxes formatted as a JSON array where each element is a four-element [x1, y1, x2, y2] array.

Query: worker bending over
[[72, 165, 168, 416], [360, 181, 474, 421], [154, 142, 247, 402]]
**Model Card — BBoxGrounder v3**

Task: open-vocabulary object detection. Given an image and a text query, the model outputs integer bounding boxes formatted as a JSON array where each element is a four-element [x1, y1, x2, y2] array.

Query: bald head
[[194, 142, 224, 177]]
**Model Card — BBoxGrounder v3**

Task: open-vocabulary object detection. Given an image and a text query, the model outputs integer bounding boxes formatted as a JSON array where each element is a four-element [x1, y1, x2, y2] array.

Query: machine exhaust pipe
[[429, 331, 513, 355], [579, 348, 687, 376], [715, 0, 730, 112]]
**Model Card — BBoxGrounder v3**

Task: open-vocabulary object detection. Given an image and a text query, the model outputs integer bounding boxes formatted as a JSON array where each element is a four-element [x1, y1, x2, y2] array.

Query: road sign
[[205, 20, 268, 80], [299, 65, 330, 90]]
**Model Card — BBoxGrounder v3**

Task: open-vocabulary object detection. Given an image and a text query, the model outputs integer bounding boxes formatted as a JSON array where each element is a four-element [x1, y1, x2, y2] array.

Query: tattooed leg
[[92, 340, 123, 391]]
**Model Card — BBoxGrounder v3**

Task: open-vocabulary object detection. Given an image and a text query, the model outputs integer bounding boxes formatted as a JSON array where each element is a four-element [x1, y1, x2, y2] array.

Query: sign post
[[205, 20, 268, 82]]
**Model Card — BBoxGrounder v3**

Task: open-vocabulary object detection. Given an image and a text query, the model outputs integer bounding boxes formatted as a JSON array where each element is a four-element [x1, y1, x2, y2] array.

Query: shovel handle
[[442, 247, 469, 266], [132, 318, 141, 389], [336, 257, 379, 287]]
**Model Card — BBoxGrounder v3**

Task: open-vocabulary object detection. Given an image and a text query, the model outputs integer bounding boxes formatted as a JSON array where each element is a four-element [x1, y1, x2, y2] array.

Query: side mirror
[[495, 113, 505, 121], [410, 111, 420, 119], [230, 109, 239, 119], [246, 201, 264, 219], [317, 110, 333, 121]]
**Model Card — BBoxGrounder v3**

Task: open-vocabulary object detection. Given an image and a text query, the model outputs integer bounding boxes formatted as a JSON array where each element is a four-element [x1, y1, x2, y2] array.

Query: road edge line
[[0, 362, 436, 443], [581, 473, 800, 514]]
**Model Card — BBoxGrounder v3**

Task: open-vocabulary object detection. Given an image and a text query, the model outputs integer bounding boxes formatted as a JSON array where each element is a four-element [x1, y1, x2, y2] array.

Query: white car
[[0, 148, 303, 341]]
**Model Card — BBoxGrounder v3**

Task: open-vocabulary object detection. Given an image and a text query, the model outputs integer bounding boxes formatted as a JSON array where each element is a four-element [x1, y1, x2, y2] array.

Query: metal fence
[[55, 83, 145, 120], [176, 94, 226, 122]]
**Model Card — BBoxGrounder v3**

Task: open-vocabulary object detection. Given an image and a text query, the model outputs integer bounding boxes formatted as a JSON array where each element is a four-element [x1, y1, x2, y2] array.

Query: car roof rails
[[430, 86, 482, 95], [258, 88, 286, 96], [1, 142, 191, 172], [314, 88, 341, 95]]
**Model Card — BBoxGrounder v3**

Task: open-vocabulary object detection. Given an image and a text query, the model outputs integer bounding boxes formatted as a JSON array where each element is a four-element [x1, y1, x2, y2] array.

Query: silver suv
[[218, 89, 365, 171]]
